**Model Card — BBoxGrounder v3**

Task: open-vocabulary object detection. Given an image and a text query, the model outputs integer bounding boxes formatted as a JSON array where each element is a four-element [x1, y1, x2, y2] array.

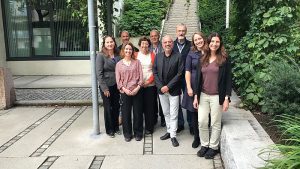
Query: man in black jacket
[[173, 23, 192, 134], [153, 35, 184, 147], [117, 31, 139, 53]]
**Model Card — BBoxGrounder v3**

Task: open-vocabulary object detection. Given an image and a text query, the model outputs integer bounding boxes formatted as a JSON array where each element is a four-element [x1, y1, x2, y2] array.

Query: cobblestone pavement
[[15, 88, 96, 101]]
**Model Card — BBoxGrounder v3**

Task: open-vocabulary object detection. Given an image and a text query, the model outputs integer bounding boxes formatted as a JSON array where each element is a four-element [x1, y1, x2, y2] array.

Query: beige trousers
[[198, 92, 222, 150]]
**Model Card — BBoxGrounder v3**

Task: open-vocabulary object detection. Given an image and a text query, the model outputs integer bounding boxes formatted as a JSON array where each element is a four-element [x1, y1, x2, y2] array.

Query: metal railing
[[159, 0, 174, 39]]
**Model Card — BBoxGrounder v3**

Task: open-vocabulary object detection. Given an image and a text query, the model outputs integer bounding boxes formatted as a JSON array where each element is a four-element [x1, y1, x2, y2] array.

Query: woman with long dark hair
[[96, 35, 121, 138], [193, 32, 232, 159], [116, 42, 144, 142]]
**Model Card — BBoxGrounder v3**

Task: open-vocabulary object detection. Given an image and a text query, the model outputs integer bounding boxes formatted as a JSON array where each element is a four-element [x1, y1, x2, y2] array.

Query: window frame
[[2, 0, 91, 61]]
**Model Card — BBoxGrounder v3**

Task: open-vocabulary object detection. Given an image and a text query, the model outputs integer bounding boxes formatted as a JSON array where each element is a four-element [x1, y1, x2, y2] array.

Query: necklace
[[123, 59, 131, 66]]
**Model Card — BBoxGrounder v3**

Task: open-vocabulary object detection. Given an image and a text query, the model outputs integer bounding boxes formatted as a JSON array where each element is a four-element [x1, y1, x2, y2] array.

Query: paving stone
[[38, 165, 50, 169], [31, 152, 42, 157], [144, 144, 152, 148], [90, 164, 100, 169], [36, 148, 46, 153], [92, 160, 102, 165], [145, 147, 152, 152], [41, 145, 50, 149], [95, 156, 105, 161], [16, 88, 96, 101], [47, 157, 58, 162], [43, 161, 53, 166], [45, 141, 52, 145], [4, 142, 13, 147]]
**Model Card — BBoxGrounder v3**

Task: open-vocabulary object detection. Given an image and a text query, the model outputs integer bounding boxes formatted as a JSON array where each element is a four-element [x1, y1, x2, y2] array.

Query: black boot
[[192, 137, 200, 148], [161, 117, 166, 127]]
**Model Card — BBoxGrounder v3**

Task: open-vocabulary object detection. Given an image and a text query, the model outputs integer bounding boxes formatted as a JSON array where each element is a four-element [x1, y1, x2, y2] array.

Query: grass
[[259, 115, 300, 169]]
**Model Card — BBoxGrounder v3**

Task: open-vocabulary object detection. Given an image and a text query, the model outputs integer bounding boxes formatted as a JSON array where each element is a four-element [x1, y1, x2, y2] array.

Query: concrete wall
[[0, 1, 6, 68], [7, 37, 141, 75], [7, 60, 91, 75]]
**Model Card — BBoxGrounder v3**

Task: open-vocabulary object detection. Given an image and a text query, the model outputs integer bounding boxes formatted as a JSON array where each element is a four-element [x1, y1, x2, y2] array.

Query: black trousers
[[121, 91, 143, 138], [188, 110, 200, 139], [141, 86, 156, 133], [154, 88, 165, 121], [100, 85, 120, 134]]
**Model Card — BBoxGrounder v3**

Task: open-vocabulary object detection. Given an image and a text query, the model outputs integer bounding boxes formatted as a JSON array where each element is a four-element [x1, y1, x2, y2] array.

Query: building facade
[[1, 0, 123, 75]]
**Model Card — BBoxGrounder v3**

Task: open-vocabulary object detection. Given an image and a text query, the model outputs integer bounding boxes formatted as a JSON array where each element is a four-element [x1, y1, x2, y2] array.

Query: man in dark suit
[[153, 35, 184, 147], [173, 23, 192, 134], [149, 29, 165, 127]]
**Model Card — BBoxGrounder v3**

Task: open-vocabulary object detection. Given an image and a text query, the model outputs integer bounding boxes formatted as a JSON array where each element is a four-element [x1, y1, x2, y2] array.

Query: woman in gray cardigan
[[96, 36, 121, 138]]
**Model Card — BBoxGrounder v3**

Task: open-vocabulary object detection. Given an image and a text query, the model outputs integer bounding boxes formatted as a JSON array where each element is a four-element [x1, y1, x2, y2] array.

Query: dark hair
[[201, 32, 227, 66], [138, 36, 151, 46], [101, 35, 118, 57], [120, 42, 136, 59], [191, 32, 207, 52]]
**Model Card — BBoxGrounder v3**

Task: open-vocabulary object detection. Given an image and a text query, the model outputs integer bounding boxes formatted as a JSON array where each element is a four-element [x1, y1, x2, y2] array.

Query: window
[[3, 0, 93, 59]]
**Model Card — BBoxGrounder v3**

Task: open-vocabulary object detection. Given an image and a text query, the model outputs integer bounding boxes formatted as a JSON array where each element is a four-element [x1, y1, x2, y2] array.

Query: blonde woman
[[182, 32, 207, 148]]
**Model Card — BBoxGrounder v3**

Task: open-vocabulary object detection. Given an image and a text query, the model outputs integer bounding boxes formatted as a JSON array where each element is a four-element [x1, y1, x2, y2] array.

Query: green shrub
[[260, 61, 300, 116], [118, 0, 170, 36], [198, 0, 226, 35], [229, 0, 300, 110], [260, 115, 300, 169]]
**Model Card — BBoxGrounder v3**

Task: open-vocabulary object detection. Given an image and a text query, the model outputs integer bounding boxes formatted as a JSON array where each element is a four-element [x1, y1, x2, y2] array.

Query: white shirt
[[137, 52, 154, 86]]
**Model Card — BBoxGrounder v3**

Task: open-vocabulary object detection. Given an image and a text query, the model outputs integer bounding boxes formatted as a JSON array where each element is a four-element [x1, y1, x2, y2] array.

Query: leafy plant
[[198, 0, 226, 36], [118, 0, 170, 36], [259, 61, 300, 116], [260, 114, 300, 169], [229, 0, 300, 110]]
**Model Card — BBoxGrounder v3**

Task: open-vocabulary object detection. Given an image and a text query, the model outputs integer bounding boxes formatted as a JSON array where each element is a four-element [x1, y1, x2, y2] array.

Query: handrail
[[197, 0, 201, 31], [160, 0, 174, 40]]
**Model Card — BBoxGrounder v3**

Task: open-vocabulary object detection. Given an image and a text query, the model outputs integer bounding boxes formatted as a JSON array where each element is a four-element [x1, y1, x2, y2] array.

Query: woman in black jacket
[[96, 36, 121, 138], [193, 32, 232, 159]]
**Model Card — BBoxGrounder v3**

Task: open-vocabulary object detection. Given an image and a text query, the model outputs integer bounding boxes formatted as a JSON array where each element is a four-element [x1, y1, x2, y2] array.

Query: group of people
[[96, 23, 232, 159]]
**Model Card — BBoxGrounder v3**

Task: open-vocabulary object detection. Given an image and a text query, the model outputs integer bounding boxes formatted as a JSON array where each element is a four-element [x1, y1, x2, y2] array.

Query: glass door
[[29, 0, 55, 56]]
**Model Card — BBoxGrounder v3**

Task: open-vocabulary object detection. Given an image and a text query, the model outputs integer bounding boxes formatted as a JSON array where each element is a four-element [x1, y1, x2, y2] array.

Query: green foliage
[[66, 0, 113, 34], [118, 0, 170, 37], [259, 61, 300, 116], [229, 0, 253, 43], [66, 0, 89, 25], [260, 115, 300, 169], [230, 0, 300, 110], [198, 0, 226, 35]]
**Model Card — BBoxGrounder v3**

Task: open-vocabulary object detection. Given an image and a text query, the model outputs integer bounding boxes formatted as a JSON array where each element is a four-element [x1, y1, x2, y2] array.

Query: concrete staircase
[[162, 0, 199, 40]]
